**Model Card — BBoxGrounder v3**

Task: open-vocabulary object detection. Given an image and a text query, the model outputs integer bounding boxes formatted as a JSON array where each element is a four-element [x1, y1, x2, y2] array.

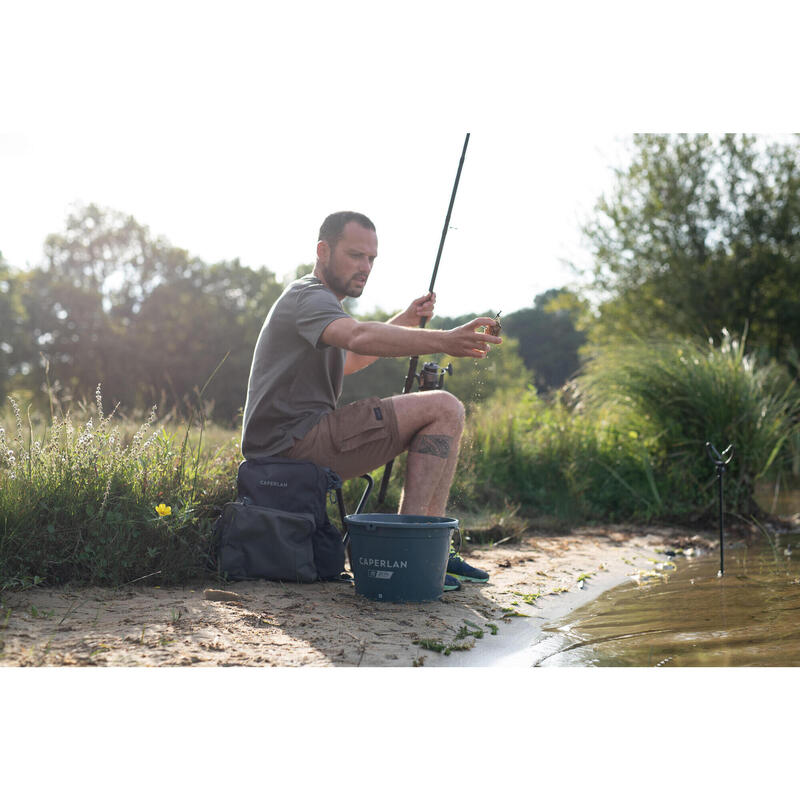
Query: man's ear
[[316, 240, 330, 264]]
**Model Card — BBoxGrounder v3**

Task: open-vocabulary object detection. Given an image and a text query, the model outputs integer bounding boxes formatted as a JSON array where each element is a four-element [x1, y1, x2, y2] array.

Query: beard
[[320, 259, 367, 298]]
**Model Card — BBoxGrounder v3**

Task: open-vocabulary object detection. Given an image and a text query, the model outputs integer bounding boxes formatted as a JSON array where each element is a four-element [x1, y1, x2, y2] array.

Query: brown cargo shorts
[[280, 396, 403, 480]]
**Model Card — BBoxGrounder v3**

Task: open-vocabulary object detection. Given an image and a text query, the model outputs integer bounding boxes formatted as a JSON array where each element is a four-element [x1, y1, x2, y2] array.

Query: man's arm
[[325, 315, 502, 362], [343, 293, 437, 375]]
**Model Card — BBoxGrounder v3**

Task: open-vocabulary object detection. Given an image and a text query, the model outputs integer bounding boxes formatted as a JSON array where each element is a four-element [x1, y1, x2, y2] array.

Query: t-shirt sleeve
[[294, 284, 350, 349]]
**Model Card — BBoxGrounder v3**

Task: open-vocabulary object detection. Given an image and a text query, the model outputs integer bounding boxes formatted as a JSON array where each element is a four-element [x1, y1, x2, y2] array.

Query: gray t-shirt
[[241, 275, 350, 458]]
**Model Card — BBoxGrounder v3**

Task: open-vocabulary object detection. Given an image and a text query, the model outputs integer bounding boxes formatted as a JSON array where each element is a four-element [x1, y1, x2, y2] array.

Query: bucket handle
[[339, 473, 375, 546]]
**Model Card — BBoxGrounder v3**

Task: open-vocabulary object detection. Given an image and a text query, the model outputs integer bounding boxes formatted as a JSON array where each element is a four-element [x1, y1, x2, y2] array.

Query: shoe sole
[[443, 584, 461, 591], [447, 573, 489, 583]]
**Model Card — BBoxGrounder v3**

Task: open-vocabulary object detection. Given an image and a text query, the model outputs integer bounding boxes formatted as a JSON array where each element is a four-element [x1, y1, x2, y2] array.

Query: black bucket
[[344, 513, 457, 602]]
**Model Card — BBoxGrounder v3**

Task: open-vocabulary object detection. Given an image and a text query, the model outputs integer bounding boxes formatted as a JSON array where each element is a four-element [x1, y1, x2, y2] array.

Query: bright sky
[[1, 1, 797, 321]]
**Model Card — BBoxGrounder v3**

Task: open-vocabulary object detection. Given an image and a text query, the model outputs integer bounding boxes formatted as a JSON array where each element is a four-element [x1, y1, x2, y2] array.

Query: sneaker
[[447, 552, 489, 583], [443, 573, 462, 591]]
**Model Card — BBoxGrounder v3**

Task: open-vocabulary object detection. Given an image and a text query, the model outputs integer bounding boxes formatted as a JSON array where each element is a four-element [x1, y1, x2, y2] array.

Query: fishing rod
[[376, 132, 471, 504]]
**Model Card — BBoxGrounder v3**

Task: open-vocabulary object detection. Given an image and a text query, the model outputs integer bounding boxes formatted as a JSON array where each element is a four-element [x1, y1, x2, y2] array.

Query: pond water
[[532, 530, 800, 667], [753, 480, 800, 518]]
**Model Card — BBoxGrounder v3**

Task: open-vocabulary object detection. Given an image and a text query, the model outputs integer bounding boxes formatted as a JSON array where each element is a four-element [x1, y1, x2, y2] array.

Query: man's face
[[318, 221, 378, 299]]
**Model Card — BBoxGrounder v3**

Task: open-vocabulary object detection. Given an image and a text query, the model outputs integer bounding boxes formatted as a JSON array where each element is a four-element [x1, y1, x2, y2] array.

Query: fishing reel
[[417, 361, 453, 391]]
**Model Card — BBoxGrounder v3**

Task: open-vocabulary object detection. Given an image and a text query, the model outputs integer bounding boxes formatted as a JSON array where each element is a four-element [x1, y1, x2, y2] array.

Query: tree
[[42, 203, 197, 320], [16, 204, 284, 424], [133, 259, 283, 421], [584, 134, 800, 360], [20, 204, 199, 404], [503, 289, 587, 393], [433, 292, 588, 394], [0, 254, 29, 398]]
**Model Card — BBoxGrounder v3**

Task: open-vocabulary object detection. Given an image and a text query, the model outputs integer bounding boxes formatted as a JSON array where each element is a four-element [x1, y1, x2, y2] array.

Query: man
[[242, 211, 501, 590]]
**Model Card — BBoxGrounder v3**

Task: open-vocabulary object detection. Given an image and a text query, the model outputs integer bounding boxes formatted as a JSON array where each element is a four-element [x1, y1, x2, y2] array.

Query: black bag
[[215, 457, 345, 582]]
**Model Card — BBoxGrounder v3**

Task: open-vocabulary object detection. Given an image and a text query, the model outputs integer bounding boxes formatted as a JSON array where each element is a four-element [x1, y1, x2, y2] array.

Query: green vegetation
[[442, 332, 800, 524], [0, 390, 237, 590], [412, 623, 484, 656], [581, 331, 800, 515], [584, 133, 800, 362], [3, 324, 798, 592], [4, 134, 800, 593]]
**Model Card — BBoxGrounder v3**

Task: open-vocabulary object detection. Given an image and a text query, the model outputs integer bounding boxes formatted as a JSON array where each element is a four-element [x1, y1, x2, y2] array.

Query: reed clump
[[455, 332, 800, 521], [580, 331, 800, 515]]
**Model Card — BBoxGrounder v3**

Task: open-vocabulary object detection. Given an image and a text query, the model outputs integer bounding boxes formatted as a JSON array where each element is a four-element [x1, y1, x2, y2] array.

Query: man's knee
[[390, 390, 465, 445], [437, 391, 465, 429], [411, 390, 465, 431]]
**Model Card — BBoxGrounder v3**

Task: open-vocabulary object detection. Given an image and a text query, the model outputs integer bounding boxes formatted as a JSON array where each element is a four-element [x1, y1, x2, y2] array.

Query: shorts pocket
[[331, 397, 391, 453]]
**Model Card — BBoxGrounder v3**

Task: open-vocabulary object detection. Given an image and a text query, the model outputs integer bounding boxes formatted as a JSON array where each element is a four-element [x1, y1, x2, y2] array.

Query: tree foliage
[[584, 134, 800, 360], [3, 204, 587, 424], [6, 204, 282, 423], [0, 253, 29, 398], [503, 289, 587, 393], [433, 290, 588, 394]]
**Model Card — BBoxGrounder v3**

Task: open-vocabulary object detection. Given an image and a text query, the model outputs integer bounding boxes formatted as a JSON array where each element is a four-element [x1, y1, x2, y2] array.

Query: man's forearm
[[344, 316, 430, 374], [325, 314, 498, 360], [345, 321, 448, 357]]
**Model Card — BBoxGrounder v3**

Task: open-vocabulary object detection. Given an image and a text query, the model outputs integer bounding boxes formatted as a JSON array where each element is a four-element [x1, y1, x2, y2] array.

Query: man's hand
[[390, 292, 436, 328], [443, 317, 503, 358]]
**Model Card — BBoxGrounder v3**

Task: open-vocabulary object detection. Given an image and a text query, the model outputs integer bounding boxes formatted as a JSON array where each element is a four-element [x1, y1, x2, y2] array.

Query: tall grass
[[452, 389, 665, 521], [580, 331, 800, 515], [454, 332, 800, 521], [0, 389, 239, 590]]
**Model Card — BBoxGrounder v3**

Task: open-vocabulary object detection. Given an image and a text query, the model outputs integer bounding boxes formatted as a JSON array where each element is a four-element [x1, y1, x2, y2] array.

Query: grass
[[0, 388, 239, 590], [2, 331, 798, 592], [451, 387, 670, 521], [453, 331, 800, 523], [580, 330, 800, 516]]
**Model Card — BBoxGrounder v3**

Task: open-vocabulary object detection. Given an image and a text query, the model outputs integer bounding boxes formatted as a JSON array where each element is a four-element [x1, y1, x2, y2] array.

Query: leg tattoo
[[411, 434, 452, 459]]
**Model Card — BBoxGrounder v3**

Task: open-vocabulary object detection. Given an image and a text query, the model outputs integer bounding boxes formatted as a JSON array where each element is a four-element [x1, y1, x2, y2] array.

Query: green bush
[[578, 331, 800, 515], [451, 333, 800, 521]]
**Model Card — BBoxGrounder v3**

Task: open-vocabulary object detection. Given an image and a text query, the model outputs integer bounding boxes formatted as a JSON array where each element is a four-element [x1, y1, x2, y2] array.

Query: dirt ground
[[0, 524, 714, 668]]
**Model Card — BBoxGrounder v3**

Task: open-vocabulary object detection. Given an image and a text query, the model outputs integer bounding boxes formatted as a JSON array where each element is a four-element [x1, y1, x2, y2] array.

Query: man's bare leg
[[389, 391, 465, 516]]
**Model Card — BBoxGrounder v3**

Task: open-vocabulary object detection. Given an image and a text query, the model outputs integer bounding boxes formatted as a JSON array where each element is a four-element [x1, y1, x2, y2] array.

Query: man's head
[[314, 211, 378, 300], [318, 211, 375, 250]]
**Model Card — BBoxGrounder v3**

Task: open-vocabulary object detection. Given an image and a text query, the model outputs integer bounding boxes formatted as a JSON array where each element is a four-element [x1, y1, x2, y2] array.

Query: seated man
[[241, 211, 501, 589]]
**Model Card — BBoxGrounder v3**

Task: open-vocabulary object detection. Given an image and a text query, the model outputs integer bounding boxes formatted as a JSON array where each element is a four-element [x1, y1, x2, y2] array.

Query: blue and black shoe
[[443, 573, 462, 591], [447, 551, 489, 583]]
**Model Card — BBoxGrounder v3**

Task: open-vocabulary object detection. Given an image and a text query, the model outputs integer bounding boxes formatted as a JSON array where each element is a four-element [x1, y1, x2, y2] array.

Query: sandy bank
[[0, 524, 712, 668]]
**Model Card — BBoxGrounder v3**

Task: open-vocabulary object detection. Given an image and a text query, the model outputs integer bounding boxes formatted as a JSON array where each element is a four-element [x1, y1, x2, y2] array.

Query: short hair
[[318, 211, 375, 249]]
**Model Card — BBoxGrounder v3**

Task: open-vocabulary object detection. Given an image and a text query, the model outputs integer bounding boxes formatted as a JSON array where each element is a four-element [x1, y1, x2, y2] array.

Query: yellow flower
[[628, 431, 639, 439], [155, 503, 172, 517]]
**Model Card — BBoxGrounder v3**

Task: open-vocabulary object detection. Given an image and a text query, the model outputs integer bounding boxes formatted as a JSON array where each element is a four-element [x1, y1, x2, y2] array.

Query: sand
[[0, 524, 712, 668]]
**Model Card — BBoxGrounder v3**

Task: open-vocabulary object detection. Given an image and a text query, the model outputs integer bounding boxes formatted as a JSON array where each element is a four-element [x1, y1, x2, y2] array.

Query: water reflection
[[754, 480, 800, 518], [535, 532, 800, 666]]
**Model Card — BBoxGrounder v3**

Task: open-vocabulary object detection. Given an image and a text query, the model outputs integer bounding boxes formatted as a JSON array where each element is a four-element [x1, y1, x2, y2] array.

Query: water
[[754, 480, 800, 518], [533, 531, 800, 666]]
